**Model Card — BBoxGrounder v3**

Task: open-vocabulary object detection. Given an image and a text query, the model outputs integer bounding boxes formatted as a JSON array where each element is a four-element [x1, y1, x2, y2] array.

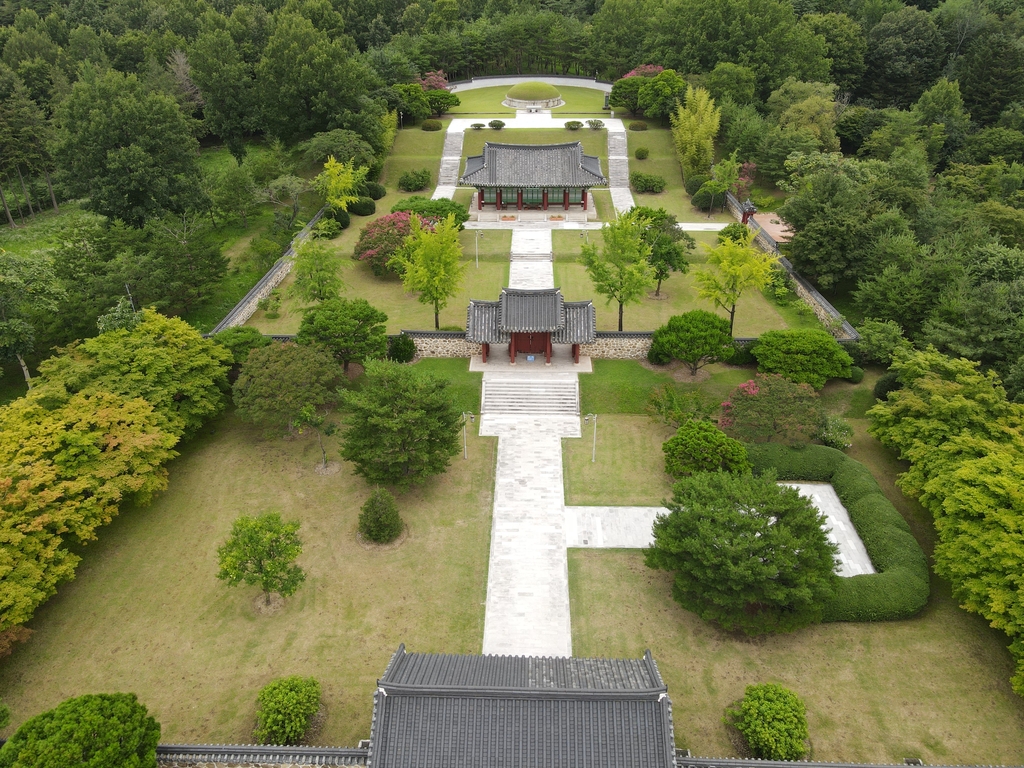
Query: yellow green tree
[[580, 209, 654, 331], [670, 86, 721, 180], [313, 155, 368, 212], [694, 231, 776, 335], [394, 214, 466, 329]]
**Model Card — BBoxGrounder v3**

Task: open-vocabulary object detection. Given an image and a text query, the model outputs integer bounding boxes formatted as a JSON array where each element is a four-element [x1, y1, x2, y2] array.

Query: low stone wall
[[404, 331, 482, 358], [579, 332, 653, 360]]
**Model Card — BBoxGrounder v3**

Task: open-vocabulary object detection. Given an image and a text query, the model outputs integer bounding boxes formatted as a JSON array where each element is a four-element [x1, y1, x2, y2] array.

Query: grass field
[[448, 85, 608, 116], [461, 128, 608, 177], [564, 372, 1024, 763], [0, 408, 497, 745]]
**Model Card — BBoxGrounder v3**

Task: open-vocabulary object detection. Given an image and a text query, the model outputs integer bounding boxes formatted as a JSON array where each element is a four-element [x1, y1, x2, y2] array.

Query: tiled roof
[[554, 302, 597, 344], [467, 289, 595, 342], [460, 143, 608, 188], [368, 646, 676, 768], [500, 287, 564, 332], [466, 300, 506, 343]]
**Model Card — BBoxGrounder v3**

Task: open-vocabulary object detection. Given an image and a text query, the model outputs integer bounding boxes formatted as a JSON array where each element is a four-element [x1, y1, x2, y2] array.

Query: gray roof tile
[[460, 143, 608, 188], [500, 288, 563, 332]]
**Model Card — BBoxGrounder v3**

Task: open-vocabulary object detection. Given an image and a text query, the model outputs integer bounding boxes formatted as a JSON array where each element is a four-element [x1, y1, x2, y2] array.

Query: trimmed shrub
[[753, 329, 854, 389], [489, 119, 505, 130], [254, 677, 321, 745], [387, 333, 417, 363], [726, 683, 808, 760], [587, 119, 604, 129], [391, 196, 470, 228], [398, 168, 431, 192], [629, 120, 648, 131], [635, 147, 649, 160], [684, 174, 709, 195], [747, 443, 930, 622], [647, 335, 672, 365], [565, 120, 584, 130], [847, 365, 865, 383], [873, 369, 901, 401], [421, 119, 442, 131], [663, 421, 751, 478], [329, 207, 350, 229], [349, 197, 376, 216], [816, 414, 853, 450], [630, 171, 666, 193], [363, 181, 387, 200], [717, 222, 749, 243], [359, 487, 404, 543], [471, 123, 485, 130]]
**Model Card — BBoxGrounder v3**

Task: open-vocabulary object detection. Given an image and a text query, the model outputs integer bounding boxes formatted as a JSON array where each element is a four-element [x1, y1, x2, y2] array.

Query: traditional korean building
[[461, 142, 607, 211], [466, 287, 596, 364]]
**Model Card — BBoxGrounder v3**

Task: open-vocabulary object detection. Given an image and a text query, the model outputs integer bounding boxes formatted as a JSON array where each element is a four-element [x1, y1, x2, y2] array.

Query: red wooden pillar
[[517, 189, 523, 210], [542, 189, 548, 210], [582, 189, 588, 210], [572, 343, 580, 364], [478, 189, 483, 210], [482, 342, 489, 363], [563, 188, 569, 209], [496, 188, 502, 209], [545, 333, 552, 364], [509, 334, 516, 364]]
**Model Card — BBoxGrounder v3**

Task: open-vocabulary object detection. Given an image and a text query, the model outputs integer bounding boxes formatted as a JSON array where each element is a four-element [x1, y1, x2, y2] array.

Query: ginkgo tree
[[313, 155, 368, 213], [394, 214, 466, 330], [694, 230, 776, 335], [581, 209, 654, 331]]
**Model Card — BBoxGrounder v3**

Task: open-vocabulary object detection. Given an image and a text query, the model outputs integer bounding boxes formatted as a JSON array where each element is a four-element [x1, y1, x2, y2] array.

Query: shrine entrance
[[512, 332, 548, 354]]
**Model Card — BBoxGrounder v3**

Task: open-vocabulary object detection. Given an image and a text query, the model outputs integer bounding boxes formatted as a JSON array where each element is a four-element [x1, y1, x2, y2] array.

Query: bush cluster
[[816, 414, 854, 450], [752, 328, 853, 389], [354, 211, 416, 277], [398, 168, 431, 192], [565, 120, 584, 130], [387, 333, 417, 363], [349, 197, 376, 216], [684, 174, 709, 195], [747, 443, 930, 622], [847, 365, 865, 383], [359, 488, 404, 543], [586, 119, 604, 129], [488, 119, 505, 130], [628, 120, 648, 131], [726, 683, 809, 760], [717, 222, 749, 243], [630, 171, 666, 193], [363, 181, 387, 200], [254, 677, 322, 745], [421, 119, 442, 131], [634, 147, 649, 160]]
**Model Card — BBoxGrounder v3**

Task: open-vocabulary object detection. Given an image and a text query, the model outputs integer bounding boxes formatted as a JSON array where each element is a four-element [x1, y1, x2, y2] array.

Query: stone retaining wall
[[404, 332, 482, 358], [502, 97, 565, 109], [579, 333, 653, 360]]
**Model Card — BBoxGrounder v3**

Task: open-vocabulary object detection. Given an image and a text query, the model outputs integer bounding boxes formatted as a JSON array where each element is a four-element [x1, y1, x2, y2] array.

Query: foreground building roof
[[466, 288, 597, 344], [461, 142, 607, 188], [367, 645, 676, 768]]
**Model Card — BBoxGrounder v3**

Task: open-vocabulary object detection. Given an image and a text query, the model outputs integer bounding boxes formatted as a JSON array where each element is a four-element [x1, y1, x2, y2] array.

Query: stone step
[[510, 253, 553, 261], [481, 379, 580, 415]]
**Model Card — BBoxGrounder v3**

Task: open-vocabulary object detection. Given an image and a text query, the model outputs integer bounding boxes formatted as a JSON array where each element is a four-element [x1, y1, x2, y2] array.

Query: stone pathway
[[784, 483, 876, 577], [450, 76, 612, 93]]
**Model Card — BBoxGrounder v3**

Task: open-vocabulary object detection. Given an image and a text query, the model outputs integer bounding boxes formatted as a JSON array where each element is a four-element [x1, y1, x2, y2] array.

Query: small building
[[461, 142, 607, 212], [467, 287, 596, 364], [367, 644, 677, 768]]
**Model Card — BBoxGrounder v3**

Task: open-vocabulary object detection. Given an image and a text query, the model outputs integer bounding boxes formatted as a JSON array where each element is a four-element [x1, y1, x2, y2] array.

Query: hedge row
[[747, 444, 930, 623]]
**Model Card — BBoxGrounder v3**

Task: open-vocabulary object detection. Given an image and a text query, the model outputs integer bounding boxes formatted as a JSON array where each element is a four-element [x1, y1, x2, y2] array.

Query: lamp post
[[583, 413, 597, 463], [475, 230, 483, 268], [462, 412, 475, 459]]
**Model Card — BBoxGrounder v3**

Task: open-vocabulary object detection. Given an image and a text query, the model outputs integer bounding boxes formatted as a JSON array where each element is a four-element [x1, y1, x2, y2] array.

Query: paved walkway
[[784, 483, 876, 577]]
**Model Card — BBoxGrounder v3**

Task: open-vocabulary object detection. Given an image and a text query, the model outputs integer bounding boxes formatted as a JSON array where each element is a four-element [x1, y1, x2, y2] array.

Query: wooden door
[[512, 332, 547, 354]]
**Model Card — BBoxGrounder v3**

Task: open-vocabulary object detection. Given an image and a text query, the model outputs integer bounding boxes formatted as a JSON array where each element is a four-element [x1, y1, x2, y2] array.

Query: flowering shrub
[[720, 373, 823, 445], [418, 70, 450, 91], [354, 212, 412, 277], [815, 414, 853, 450], [622, 64, 664, 78]]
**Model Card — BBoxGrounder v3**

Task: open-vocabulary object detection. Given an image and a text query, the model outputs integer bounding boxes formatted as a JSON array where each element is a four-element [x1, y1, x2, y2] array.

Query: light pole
[[583, 413, 597, 463], [475, 230, 483, 268], [462, 412, 475, 459]]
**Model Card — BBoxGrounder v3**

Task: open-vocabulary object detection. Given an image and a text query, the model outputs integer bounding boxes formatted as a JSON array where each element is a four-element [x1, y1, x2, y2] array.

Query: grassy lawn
[[461, 128, 608, 176], [0, 201, 102, 256], [379, 125, 448, 194], [413, 358, 482, 413], [624, 126, 733, 225], [0, 408, 497, 746], [565, 373, 1024, 763], [448, 85, 608, 117]]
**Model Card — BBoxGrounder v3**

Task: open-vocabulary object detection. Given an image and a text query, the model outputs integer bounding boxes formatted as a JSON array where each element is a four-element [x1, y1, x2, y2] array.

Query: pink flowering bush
[[418, 70, 450, 91], [720, 373, 822, 445], [622, 64, 664, 79]]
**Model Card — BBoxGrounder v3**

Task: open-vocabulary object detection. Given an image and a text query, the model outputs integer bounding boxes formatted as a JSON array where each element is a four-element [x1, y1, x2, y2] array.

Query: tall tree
[[864, 7, 944, 107], [51, 67, 203, 227], [694, 232, 776, 334], [188, 28, 259, 163], [0, 252, 64, 387], [633, 206, 692, 296], [395, 214, 466, 330], [217, 513, 306, 608], [671, 86, 721, 180], [580, 209, 654, 331], [291, 240, 343, 304], [296, 297, 388, 372]]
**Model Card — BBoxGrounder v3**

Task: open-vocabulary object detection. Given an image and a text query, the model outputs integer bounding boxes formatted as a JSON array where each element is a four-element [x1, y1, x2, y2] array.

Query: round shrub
[[364, 181, 387, 200], [635, 147, 649, 160], [873, 369, 901, 401], [359, 487, 404, 543], [663, 420, 751, 478], [312, 217, 342, 239], [630, 171, 666, 193], [489, 119, 505, 130], [717, 222, 749, 243], [752, 328, 854, 389], [398, 168, 431, 192], [421, 119, 442, 131], [586, 119, 604, 130], [387, 333, 417, 363], [690, 185, 715, 211], [506, 81, 560, 101], [629, 120, 648, 131], [565, 120, 584, 131], [847, 364, 865, 383], [349, 196, 376, 216], [726, 683, 809, 760], [647, 334, 672, 365], [471, 123, 485, 130], [816, 414, 854, 450], [254, 676, 321, 745], [684, 174, 709, 196], [329, 207, 350, 229], [354, 211, 415, 277]]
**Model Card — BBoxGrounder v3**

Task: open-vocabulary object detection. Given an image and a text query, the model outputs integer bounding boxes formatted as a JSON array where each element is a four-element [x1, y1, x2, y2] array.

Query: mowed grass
[[0, 408, 497, 745], [461, 128, 608, 176], [448, 85, 607, 116], [0, 201, 102, 256]]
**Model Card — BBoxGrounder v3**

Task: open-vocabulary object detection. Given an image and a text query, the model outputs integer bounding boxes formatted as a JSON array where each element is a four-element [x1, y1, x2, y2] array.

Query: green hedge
[[747, 444, 930, 623]]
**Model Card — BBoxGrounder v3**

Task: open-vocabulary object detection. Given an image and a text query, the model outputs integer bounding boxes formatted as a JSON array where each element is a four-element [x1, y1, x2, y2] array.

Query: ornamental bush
[[359, 487, 404, 543], [630, 171, 666, 193], [329, 207, 350, 229], [721, 374, 823, 445], [312, 217, 342, 239], [349, 197, 376, 216], [354, 211, 416, 277], [398, 168, 431, 192], [635, 147, 649, 159], [873, 369, 901, 401], [565, 120, 584, 130], [816, 414, 854, 450], [753, 329, 854, 389], [847, 365, 865, 383], [421, 119, 442, 131], [690, 184, 717, 211], [726, 683, 809, 760], [663, 420, 750, 478], [746, 443, 930, 622], [629, 120, 648, 131], [649, 310, 734, 373], [0, 693, 160, 768], [717, 222, 749, 243], [489, 119, 505, 130], [683, 174, 708, 195], [471, 123, 485, 130], [587, 119, 604, 129], [391, 196, 470, 228], [387, 333, 417, 363], [254, 677, 321, 745], [363, 181, 387, 200]]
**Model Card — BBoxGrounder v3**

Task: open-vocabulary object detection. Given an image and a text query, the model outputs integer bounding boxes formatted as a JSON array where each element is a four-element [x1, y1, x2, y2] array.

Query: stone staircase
[[481, 375, 580, 415], [606, 129, 635, 214], [438, 131, 464, 185]]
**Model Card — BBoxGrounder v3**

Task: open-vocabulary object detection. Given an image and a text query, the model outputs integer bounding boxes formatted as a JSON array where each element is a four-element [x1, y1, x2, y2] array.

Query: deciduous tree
[[394, 214, 466, 329], [291, 240, 343, 304], [633, 205, 692, 296], [671, 86, 721, 180], [313, 156, 368, 213], [297, 297, 388, 372], [0, 251, 64, 387], [580, 209, 654, 331], [217, 513, 305, 607], [694, 231, 775, 334], [720, 373, 824, 445]]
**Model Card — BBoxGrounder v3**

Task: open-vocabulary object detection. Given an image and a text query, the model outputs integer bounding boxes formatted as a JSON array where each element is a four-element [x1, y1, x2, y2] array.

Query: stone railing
[[210, 208, 327, 334]]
